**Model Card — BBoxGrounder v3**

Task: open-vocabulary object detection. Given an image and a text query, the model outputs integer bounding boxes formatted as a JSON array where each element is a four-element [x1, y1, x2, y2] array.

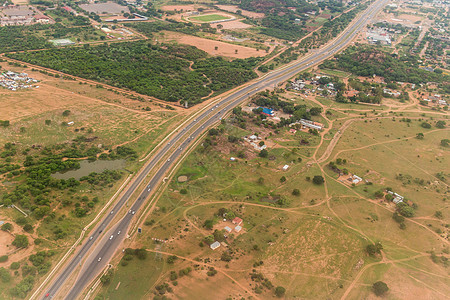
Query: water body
[[52, 159, 126, 180]]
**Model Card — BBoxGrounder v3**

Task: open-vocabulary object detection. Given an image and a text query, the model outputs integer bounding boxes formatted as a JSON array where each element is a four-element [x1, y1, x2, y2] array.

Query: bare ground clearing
[[160, 31, 267, 59]]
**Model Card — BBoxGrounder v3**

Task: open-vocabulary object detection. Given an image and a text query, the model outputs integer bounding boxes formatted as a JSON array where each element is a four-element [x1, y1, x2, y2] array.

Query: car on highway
[[128, 210, 132, 214], [45, 293, 50, 297], [110, 211, 114, 214], [98, 257, 101, 262], [132, 211, 135, 215], [89, 236, 93, 240], [117, 231, 121, 235], [110, 235, 113, 240]]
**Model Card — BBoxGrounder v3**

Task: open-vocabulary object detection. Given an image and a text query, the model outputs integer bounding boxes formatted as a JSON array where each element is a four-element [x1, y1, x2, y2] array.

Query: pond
[[52, 159, 126, 180]]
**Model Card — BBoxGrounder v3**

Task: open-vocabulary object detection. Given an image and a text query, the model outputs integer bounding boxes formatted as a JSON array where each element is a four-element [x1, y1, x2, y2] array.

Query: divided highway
[[36, 0, 387, 298]]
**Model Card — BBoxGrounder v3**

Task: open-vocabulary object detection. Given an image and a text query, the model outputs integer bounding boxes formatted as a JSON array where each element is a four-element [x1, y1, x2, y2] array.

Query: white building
[[210, 241, 221, 250]]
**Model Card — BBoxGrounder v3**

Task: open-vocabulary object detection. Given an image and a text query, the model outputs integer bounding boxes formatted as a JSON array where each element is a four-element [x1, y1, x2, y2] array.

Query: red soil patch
[[161, 31, 266, 59], [212, 20, 252, 29]]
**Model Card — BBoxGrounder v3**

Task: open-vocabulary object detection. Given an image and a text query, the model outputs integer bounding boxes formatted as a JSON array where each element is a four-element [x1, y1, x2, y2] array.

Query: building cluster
[[366, 29, 392, 45], [0, 71, 39, 91], [383, 88, 401, 97], [0, 6, 51, 26], [289, 119, 323, 131], [422, 94, 448, 106], [244, 134, 267, 151], [210, 217, 243, 250], [387, 190, 404, 204]]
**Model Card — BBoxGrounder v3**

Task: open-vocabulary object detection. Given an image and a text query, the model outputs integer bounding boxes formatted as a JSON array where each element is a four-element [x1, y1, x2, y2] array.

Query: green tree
[[421, 122, 431, 129], [62, 110, 71, 117], [1, 222, 12, 231], [259, 149, 268, 158], [436, 121, 446, 129], [366, 242, 383, 257], [12, 235, 29, 248], [275, 286, 286, 297], [292, 189, 300, 196], [416, 132, 424, 139], [441, 139, 450, 147], [372, 281, 389, 296], [312, 175, 324, 185]]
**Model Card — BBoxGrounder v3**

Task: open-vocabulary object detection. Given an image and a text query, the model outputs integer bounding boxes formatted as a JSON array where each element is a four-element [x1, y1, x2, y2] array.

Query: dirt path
[[340, 253, 428, 300]]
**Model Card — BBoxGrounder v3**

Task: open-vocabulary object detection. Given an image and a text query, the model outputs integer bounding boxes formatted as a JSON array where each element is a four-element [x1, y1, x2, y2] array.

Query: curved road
[[38, 0, 387, 298]]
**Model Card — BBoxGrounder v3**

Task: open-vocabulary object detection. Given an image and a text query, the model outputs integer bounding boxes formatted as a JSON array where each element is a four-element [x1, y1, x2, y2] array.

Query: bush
[[0, 267, 11, 283], [275, 286, 286, 297], [0, 255, 8, 263], [421, 122, 431, 129], [23, 224, 33, 233], [366, 242, 383, 257], [12, 235, 29, 248], [372, 281, 389, 296], [436, 121, 446, 129], [180, 188, 188, 194], [312, 175, 324, 185], [292, 189, 300, 196], [167, 255, 177, 264], [259, 149, 268, 158], [10, 262, 20, 270], [1, 222, 12, 231]]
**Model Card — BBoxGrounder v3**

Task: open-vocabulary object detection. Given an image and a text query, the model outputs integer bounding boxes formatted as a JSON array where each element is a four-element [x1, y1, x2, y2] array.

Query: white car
[[98, 257, 102, 262], [110, 235, 113, 240], [89, 236, 93, 240], [132, 211, 135, 215], [117, 231, 121, 235], [110, 211, 114, 214]]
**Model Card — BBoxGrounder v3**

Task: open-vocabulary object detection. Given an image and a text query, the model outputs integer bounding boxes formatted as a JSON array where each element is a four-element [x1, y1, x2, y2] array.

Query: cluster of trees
[[0, 25, 52, 53], [50, 7, 90, 26], [320, 46, 449, 84], [9, 41, 260, 105], [120, 248, 147, 266]]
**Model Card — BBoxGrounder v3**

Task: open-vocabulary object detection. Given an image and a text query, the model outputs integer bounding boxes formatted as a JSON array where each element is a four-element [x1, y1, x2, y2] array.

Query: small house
[[234, 225, 242, 232], [210, 241, 220, 250], [224, 226, 232, 233], [259, 107, 274, 117], [282, 165, 289, 171], [232, 217, 243, 226]]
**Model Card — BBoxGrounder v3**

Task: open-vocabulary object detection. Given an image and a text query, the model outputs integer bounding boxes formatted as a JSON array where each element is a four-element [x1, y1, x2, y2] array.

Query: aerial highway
[[36, 0, 388, 298]]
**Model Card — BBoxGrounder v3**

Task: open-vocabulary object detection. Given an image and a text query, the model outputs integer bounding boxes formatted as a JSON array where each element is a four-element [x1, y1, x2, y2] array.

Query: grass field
[[189, 14, 231, 22]]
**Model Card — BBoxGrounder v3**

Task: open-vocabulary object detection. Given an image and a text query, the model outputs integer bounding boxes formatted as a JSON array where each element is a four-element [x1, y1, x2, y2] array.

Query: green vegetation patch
[[189, 14, 231, 22], [8, 41, 261, 104], [321, 46, 449, 84]]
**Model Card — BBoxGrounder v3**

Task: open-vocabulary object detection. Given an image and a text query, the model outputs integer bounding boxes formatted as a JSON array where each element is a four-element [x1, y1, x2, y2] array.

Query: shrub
[[312, 175, 324, 185], [292, 189, 300, 196], [372, 281, 389, 296], [12, 235, 29, 248], [421, 122, 431, 129], [0, 255, 8, 263], [1, 222, 12, 231], [275, 286, 286, 297]]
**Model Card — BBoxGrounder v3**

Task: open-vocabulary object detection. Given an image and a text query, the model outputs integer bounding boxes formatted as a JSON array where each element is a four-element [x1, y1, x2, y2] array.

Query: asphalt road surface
[[40, 0, 387, 298]]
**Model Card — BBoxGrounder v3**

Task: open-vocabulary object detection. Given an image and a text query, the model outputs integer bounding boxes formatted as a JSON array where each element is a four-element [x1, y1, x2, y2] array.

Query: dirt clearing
[[160, 31, 267, 59]]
